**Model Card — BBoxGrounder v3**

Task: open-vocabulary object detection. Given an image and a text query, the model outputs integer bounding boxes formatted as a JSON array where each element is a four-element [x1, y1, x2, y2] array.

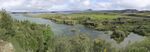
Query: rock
[[0, 40, 14, 52]]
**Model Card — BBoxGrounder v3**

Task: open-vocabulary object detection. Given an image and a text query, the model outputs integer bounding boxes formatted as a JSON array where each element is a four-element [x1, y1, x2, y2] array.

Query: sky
[[0, 0, 150, 11]]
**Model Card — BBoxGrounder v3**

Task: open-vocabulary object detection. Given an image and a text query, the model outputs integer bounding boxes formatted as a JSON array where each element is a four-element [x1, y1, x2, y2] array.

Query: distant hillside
[[11, 9, 150, 14]]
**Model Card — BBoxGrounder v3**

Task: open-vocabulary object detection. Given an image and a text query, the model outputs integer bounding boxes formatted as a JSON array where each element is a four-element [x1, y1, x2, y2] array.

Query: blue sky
[[0, 0, 150, 11]]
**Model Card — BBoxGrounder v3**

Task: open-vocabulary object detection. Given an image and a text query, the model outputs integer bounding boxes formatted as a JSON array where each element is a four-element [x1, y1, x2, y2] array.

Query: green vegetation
[[34, 13, 120, 25], [121, 37, 150, 52], [34, 12, 150, 42], [0, 10, 54, 52], [126, 13, 150, 18], [1, 10, 150, 52], [0, 10, 113, 52], [50, 34, 113, 52]]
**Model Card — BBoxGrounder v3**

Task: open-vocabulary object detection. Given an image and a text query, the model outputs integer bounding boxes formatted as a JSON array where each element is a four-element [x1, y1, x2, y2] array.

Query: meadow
[[33, 12, 150, 42], [0, 10, 150, 52], [0, 10, 114, 52]]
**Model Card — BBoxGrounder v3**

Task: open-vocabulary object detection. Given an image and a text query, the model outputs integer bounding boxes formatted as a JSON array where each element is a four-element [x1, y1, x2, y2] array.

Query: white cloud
[[0, 0, 24, 9], [82, 0, 91, 7], [1, 0, 150, 11], [69, 0, 81, 3], [97, 2, 112, 8], [113, 0, 150, 9]]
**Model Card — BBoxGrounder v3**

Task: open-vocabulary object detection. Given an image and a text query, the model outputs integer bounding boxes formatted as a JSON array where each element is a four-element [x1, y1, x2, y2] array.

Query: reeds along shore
[[0, 10, 150, 52]]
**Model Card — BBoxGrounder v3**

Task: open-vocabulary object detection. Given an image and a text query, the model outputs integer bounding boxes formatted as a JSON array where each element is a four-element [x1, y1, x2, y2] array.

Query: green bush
[[0, 10, 54, 52]]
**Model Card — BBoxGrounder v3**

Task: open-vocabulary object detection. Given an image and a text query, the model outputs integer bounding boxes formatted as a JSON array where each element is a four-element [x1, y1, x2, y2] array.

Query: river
[[11, 14, 145, 48]]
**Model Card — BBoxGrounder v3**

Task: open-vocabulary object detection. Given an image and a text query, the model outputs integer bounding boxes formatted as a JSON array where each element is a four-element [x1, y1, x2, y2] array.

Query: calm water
[[11, 14, 145, 48]]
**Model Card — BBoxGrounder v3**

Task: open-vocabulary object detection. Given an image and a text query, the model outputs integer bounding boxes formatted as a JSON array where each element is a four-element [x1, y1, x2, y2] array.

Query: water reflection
[[11, 14, 145, 48]]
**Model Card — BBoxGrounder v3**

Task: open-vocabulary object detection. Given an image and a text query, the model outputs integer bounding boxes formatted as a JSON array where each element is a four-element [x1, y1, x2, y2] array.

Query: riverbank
[[0, 10, 54, 52], [0, 10, 119, 52], [1, 10, 150, 52], [33, 12, 150, 42], [31, 12, 150, 51]]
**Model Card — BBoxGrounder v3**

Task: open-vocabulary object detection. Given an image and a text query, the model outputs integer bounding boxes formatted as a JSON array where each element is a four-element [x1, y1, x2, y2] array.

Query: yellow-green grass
[[34, 13, 121, 20]]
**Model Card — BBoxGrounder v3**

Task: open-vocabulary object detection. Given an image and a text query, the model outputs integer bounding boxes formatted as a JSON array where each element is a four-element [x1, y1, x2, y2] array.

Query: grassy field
[[34, 13, 120, 20], [33, 12, 150, 43], [31, 11, 150, 51], [0, 10, 54, 52], [0, 10, 116, 52], [1, 10, 150, 52]]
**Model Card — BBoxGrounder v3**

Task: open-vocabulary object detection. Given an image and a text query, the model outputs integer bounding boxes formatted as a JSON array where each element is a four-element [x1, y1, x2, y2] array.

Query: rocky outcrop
[[0, 40, 14, 52]]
